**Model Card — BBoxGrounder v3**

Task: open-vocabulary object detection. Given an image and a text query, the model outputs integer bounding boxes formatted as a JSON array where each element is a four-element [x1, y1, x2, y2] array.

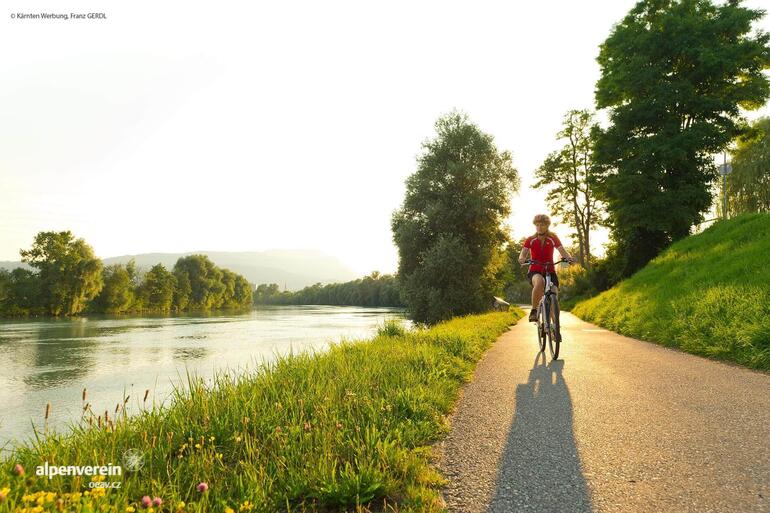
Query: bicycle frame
[[528, 259, 561, 315], [539, 266, 557, 332], [523, 258, 569, 358]]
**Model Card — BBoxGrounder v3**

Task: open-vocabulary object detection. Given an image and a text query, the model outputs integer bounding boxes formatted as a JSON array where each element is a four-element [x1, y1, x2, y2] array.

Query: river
[[0, 305, 408, 452]]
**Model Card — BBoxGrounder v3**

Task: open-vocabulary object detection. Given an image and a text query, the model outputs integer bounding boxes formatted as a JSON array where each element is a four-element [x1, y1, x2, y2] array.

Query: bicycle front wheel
[[537, 303, 546, 353], [537, 301, 550, 353], [549, 296, 561, 360]]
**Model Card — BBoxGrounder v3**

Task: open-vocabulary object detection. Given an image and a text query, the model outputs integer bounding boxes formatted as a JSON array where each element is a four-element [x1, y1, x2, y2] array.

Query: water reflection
[[0, 306, 407, 451]]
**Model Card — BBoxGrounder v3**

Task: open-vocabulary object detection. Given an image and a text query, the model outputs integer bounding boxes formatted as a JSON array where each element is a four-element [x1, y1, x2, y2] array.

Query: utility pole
[[719, 152, 732, 219]]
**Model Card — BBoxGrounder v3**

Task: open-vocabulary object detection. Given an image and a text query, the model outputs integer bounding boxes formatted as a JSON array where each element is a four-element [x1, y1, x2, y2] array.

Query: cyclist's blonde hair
[[532, 214, 555, 238]]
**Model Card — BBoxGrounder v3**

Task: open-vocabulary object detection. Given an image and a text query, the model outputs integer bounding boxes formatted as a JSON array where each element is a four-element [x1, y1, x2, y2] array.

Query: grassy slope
[[571, 213, 770, 370], [0, 309, 523, 513]]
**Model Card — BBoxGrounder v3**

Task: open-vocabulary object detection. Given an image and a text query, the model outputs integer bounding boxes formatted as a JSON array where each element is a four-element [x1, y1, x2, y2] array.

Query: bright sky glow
[[1, 1, 768, 275]]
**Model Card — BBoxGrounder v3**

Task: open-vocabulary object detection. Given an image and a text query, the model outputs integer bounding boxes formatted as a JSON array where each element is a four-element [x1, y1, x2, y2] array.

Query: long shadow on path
[[486, 352, 592, 513]]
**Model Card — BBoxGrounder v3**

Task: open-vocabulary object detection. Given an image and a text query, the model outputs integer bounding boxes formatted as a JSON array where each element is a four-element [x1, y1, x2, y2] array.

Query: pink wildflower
[[197, 482, 209, 493]]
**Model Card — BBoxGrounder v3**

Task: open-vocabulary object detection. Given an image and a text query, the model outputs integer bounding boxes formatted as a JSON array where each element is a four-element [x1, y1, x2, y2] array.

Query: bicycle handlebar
[[520, 258, 573, 267]]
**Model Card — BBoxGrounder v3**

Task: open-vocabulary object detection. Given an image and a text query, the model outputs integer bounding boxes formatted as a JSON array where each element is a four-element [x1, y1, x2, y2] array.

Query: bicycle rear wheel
[[549, 296, 561, 360]]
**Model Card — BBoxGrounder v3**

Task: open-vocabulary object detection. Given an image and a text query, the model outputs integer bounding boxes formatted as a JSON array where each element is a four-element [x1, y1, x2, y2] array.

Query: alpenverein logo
[[35, 462, 122, 479]]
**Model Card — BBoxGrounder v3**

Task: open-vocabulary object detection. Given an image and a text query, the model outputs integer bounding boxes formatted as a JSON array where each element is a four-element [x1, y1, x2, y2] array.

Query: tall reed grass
[[0, 310, 522, 513]]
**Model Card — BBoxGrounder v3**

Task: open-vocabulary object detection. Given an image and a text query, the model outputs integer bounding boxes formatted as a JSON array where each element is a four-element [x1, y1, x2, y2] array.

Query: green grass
[[0, 309, 523, 513], [376, 320, 407, 338], [571, 213, 770, 371]]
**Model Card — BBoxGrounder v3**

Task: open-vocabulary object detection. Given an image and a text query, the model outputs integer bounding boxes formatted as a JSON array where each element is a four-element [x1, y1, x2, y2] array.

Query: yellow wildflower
[[195, 443, 202, 449], [240, 501, 253, 512], [125, 507, 136, 513], [224, 508, 235, 513]]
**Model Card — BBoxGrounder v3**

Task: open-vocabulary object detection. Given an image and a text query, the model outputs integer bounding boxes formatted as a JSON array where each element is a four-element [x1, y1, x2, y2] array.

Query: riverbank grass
[[1, 309, 522, 513]]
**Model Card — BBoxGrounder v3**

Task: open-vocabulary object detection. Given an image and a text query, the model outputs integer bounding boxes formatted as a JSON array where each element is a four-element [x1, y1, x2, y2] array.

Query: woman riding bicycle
[[518, 214, 575, 322]]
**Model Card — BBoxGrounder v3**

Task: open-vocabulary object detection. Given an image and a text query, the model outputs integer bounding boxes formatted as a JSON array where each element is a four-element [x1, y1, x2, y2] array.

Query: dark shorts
[[527, 271, 559, 288]]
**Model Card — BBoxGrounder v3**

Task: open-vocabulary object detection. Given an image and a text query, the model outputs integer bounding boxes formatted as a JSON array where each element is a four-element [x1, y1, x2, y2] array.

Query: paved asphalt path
[[433, 311, 770, 513]]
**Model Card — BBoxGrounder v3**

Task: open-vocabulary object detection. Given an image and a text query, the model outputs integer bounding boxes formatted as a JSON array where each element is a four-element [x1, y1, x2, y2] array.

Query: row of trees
[[391, 0, 770, 323], [534, 110, 770, 289], [254, 272, 402, 307], [533, 0, 770, 297], [0, 231, 252, 316]]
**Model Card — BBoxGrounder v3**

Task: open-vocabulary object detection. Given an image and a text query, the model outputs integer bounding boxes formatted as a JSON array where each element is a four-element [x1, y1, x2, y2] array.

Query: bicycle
[[521, 259, 570, 360]]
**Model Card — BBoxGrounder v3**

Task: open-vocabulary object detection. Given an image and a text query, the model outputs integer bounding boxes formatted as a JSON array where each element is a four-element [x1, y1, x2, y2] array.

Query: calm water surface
[[0, 305, 407, 452]]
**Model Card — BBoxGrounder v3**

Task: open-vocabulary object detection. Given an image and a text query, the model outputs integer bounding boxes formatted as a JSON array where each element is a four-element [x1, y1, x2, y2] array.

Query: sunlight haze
[[1, 0, 768, 276]]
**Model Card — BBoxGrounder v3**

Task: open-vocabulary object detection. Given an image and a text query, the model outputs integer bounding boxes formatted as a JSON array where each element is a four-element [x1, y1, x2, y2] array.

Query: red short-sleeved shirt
[[523, 233, 562, 273]]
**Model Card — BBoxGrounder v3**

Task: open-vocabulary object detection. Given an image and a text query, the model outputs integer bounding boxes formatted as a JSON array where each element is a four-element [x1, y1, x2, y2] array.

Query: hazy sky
[[2, 1, 768, 275]]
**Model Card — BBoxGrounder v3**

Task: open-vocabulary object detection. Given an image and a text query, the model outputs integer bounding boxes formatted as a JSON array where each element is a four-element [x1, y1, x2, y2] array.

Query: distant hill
[[0, 250, 359, 291]]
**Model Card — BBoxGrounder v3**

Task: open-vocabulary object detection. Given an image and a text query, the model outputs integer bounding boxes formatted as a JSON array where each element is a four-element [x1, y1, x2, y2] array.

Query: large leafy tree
[[726, 117, 770, 215], [391, 111, 519, 324], [232, 274, 253, 307], [594, 0, 770, 276], [93, 263, 135, 313], [138, 263, 177, 312], [20, 231, 103, 315], [173, 255, 226, 310], [534, 109, 602, 269], [171, 255, 250, 310], [0, 268, 43, 316]]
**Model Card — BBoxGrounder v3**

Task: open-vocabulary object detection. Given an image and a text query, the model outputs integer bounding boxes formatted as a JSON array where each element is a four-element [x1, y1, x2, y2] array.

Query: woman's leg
[[531, 273, 545, 310]]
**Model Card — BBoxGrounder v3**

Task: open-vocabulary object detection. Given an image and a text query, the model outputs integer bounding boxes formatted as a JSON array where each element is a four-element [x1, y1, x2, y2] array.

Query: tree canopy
[[727, 117, 770, 216], [254, 272, 402, 307], [1, 233, 252, 316], [534, 109, 602, 268], [391, 111, 519, 324], [594, 0, 770, 276], [19, 231, 103, 315]]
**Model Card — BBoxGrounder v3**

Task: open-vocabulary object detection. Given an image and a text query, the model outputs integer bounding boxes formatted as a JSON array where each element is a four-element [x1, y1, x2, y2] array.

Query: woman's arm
[[518, 247, 530, 265], [557, 246, 575, 263]]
